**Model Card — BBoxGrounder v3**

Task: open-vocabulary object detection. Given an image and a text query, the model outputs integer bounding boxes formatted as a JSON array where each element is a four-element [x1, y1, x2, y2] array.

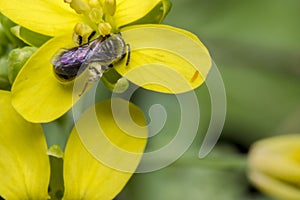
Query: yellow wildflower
[[0, 90, 147, 199]]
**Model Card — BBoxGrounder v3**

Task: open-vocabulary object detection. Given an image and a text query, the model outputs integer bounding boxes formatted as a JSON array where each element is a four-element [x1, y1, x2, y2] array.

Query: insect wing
[[85, 34, 127, 66]]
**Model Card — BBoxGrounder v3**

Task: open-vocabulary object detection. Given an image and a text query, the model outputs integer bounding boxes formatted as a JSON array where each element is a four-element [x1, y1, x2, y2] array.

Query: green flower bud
[[114, 77, 129, 93], [7, 46, 37, 84]]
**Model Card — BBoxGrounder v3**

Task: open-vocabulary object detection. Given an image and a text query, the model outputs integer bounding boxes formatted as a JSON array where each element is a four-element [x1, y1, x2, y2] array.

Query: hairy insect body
[[52, 34, 127, 82]]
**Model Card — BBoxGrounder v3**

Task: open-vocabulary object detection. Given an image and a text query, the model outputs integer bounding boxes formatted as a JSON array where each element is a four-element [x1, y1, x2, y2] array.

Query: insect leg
[[126, 44, 131, 66], [78, 63, 107, 96], [79, 82, 89, 97]]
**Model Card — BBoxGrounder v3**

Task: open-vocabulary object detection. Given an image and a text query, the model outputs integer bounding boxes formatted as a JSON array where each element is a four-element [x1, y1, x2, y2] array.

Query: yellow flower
[[247, 134, 300, 200], [0, 90, 147, 199], [0, 0, 170, 36], [0, 0, 211, 123]]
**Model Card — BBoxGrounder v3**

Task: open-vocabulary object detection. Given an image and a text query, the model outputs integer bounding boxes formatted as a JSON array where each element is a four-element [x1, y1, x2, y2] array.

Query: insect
[[52, 33, 130, 95]]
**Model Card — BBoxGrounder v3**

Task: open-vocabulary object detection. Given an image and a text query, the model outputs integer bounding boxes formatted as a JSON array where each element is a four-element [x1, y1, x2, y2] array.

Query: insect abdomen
[[53, 45, 91, 80]]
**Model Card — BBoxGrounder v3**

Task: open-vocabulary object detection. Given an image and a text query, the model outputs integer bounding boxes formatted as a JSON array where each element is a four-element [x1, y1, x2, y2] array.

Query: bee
[[52, 33, 130, 95]]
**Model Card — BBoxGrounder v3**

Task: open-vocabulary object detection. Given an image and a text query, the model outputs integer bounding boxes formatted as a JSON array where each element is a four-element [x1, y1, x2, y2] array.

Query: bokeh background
[[116, 0, 300, 199]]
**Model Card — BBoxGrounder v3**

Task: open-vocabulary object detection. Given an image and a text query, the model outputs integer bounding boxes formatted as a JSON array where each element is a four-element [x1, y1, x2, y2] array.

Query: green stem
[[48, 156, 64, 200], [42, 110, 74, 150], [176, 152, 248, 171]]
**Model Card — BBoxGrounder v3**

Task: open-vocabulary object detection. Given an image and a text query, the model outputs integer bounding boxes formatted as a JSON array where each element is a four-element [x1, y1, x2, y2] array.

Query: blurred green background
[[116, 0, 300, 199]]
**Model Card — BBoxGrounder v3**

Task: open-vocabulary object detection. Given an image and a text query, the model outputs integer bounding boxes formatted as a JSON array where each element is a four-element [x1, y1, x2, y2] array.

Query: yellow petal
[[248, 171, 300, 200], [63, 98, 147, 199], [0, 0, 83, 36], [116, 24, 211, 93], [0, 90, 50, 199], [114, 0, 161, 27], [248, 134, 300, 184], [248, 134, 300, 199], [11, 34, 79, 123]]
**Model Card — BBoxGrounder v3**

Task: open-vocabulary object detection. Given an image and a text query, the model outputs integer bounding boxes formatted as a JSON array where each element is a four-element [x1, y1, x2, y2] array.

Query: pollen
[[98, 22, 112, 36], [73, 23, 94, 44]]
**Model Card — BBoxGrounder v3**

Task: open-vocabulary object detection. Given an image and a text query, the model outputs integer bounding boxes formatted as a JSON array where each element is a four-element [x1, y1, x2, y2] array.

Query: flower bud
[[8, 46, 37, 84], [113, 77, 129, 93], [248, 134, 300, 200]]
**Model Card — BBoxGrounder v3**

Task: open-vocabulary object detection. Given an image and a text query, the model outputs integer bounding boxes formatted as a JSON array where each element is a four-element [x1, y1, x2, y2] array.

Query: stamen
[[88, 8, 104, 24], [103, 0, 116, 16], [98, 22, 112, 36], [89, 0, 102, 8], [65, 0, 90, 14], [73, 23, 94, 44]]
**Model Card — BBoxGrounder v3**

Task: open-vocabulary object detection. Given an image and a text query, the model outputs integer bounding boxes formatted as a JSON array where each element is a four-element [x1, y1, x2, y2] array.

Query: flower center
[[64, 0, 117, 43]]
